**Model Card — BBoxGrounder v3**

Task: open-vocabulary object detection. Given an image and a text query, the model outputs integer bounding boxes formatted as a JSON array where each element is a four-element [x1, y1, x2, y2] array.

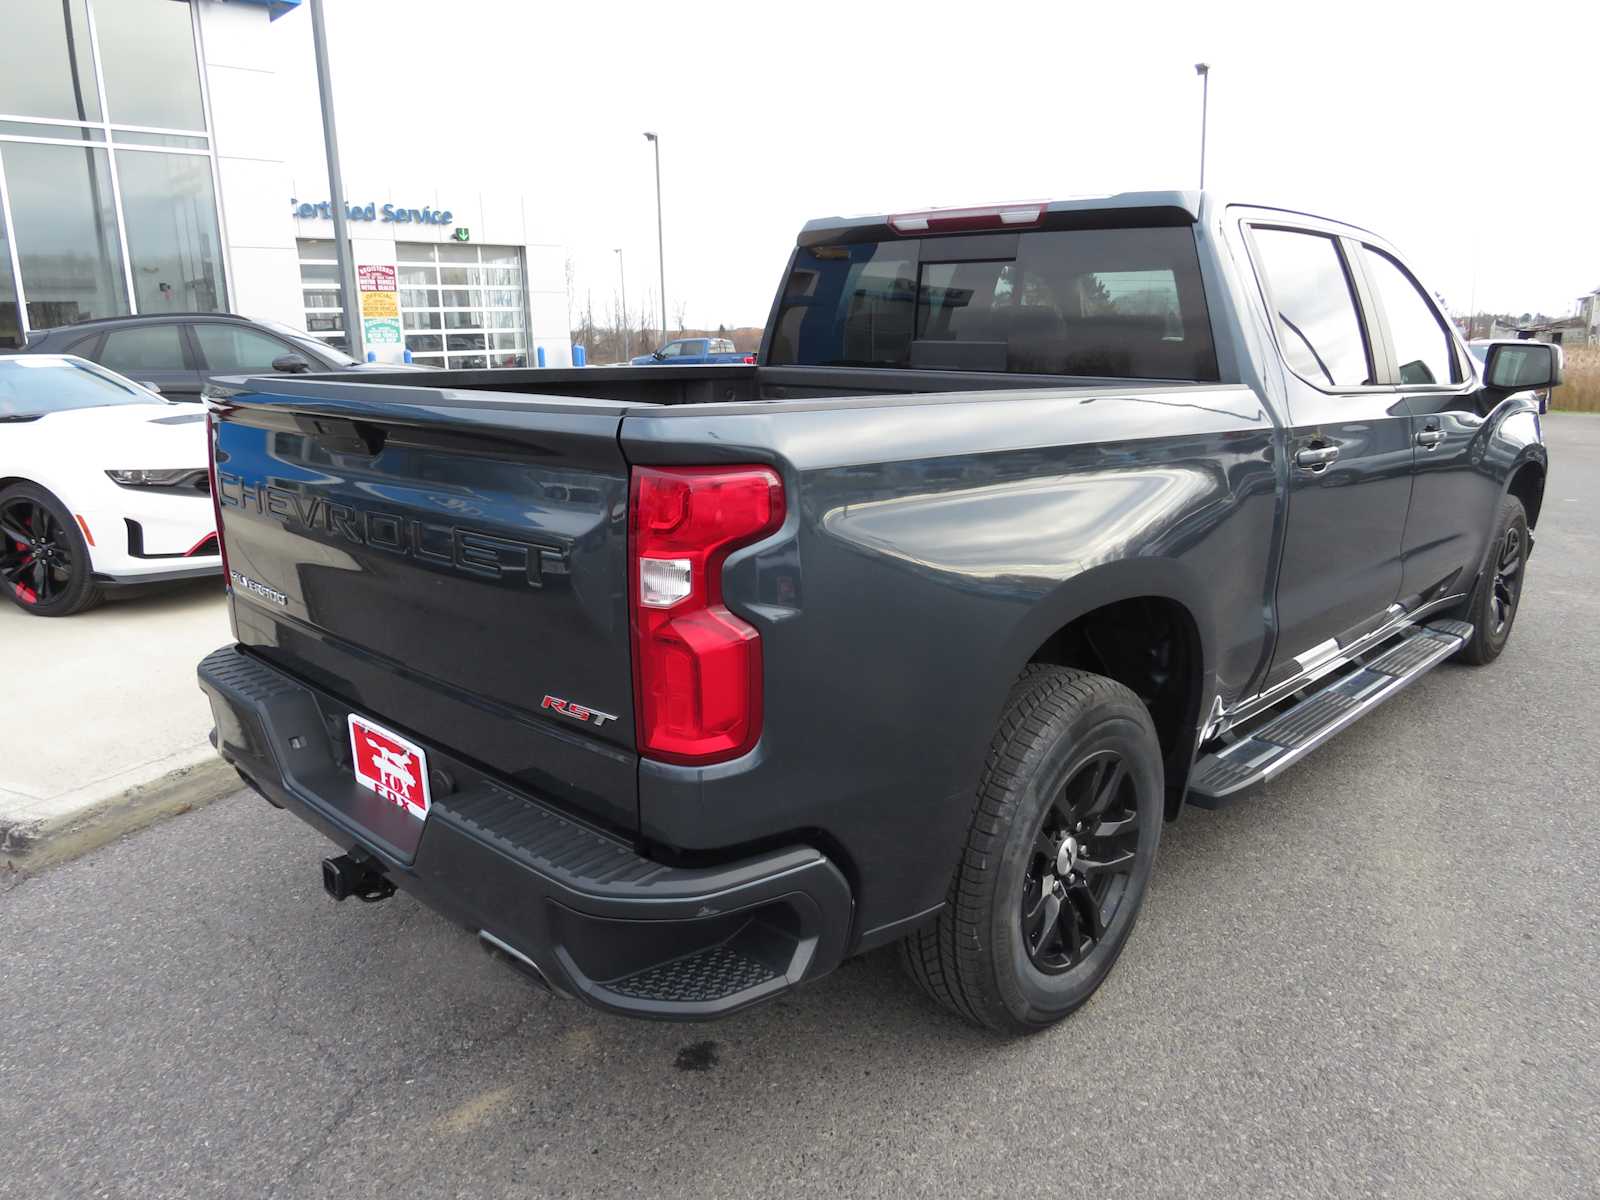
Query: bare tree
[[672, 300, 689, 336]]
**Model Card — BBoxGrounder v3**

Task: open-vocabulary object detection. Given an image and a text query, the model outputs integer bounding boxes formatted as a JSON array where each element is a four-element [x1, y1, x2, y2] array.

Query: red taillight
[[742, 354, 756, 364], [629, 465, 784, 765], [888, 201, 1046, 235], [206, 411, 231, 589]]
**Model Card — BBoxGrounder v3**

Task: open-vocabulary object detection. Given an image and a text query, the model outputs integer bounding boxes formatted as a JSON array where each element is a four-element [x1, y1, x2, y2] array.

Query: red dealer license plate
[[347, 714, 432, 822]]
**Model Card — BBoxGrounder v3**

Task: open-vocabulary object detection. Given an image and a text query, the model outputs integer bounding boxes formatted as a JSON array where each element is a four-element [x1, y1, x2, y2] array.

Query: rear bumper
[[197, 645, 853, 1019]]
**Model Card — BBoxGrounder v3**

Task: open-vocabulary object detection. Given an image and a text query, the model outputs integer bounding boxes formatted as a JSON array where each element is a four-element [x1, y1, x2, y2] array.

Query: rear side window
[[96, 325, 186, 374], [768, 226, 1218, 381], [1360, 247, 1458, 385], [192, 323, 294, 373], [1250, 228, 1371, 388]]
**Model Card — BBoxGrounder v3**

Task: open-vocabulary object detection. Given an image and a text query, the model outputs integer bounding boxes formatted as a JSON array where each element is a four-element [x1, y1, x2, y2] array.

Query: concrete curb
[[0, 755, 240, 876]]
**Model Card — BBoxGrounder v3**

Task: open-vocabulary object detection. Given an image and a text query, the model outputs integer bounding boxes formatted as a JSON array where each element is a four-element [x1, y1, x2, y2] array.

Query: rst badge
[[541, 694, 619, 729], [347, 714, 431, 820]]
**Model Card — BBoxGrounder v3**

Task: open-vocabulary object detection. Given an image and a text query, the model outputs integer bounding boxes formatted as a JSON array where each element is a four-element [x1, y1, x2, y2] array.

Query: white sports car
[[1, 354, 221, 616]]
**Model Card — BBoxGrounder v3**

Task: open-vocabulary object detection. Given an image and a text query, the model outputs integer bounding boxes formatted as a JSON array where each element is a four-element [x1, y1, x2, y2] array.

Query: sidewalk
[[1, 578, 239, 871]]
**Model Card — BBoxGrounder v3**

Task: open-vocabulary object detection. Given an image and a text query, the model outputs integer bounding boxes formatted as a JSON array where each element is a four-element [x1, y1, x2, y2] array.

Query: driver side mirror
[[271, 353, 312, 374], [1485, 341, 1563, 392], [652, 349, 666, 360]]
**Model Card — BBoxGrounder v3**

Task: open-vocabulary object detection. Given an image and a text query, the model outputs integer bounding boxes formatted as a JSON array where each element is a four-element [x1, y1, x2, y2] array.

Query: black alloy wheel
[[0, 484, 102, 616], [1020, 751, 1142, 973], [1454, 494, 1528, 666], [1489, 523, 1523, 637], [900, 666, 1163, 1032]]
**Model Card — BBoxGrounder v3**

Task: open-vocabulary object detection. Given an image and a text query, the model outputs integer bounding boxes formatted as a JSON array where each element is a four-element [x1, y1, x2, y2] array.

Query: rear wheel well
[[1027, 596, 1202, 817], [1507, 462, 1545, 528]]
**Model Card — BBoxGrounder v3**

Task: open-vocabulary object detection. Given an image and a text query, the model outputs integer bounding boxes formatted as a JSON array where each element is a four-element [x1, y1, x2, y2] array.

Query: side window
[[659, 341, 683, 358], [686, 340, 708, 356], [192, 323, 295, 373], [1360, 247, 1458, 386], [95, 325, 187, 374], [1250, 228, 1372, 388]]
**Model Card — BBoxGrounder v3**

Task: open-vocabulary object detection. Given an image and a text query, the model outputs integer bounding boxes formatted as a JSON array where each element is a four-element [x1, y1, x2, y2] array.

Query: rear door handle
[[1294, 445, 1340, 469], [1416, 428, 1446, 449]]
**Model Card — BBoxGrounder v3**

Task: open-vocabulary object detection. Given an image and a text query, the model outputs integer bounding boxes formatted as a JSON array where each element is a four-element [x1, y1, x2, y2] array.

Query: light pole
[[643, 132, 666, 340], [1194, 63, 1210, 191], [309, 0, 362, 361], [614, 248, 629, 361]]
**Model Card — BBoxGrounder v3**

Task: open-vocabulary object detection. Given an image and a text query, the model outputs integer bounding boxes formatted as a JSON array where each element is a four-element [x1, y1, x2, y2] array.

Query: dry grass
[[1554, 345, 1600, 413]]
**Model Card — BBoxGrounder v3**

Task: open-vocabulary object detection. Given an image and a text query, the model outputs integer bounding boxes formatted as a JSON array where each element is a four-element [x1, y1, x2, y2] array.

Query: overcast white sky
[[275, 0, 1600, 332]]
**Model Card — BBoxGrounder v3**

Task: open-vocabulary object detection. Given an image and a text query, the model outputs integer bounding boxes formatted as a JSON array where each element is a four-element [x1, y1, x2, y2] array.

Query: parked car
[[22, 312, 424, 403], [1, 355, 220, 615], [1468, 338, 1554, 412], [630, 336, 755, 365], [197, 192, 1556, 1031]]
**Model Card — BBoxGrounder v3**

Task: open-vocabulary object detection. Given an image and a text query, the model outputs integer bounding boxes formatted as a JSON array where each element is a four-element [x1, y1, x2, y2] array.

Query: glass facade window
[[0, 209, 19, 348], [117, 149, 225, 313], [0, 0, 101, 122], [109, 131, 209, 150], [2, 140, 128, 329], [0, 121, 99, 142], [94, 0, 207, 131], [0, 0, 226, 347]]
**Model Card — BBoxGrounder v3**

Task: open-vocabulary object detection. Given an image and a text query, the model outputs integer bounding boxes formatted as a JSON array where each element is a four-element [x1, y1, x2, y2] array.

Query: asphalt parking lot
[[3, 415, 1597, 1200]]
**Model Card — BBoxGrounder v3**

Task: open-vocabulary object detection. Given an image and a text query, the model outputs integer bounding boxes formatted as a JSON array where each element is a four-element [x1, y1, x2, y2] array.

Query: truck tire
[[0, 483, 103, 617], [900, 666, 1163, 1032], [1453, 495, 1528, 666]]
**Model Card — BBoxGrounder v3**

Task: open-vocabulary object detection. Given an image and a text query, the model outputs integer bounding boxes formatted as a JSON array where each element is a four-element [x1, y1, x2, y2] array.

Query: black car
[[22, 312, 414, 402]]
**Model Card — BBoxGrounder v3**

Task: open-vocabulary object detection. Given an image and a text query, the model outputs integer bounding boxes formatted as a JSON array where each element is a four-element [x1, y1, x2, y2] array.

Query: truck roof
[[798, 190, 1381, 244]]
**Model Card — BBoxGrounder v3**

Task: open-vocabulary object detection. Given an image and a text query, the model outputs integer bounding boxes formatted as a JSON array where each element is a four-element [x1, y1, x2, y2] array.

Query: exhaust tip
[[479, 930, 559, 994]]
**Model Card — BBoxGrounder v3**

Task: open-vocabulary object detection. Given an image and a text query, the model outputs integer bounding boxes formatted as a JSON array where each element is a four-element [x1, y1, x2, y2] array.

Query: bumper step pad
[[1187, 620, 1471, 807], [608, 942, 781, 1004]]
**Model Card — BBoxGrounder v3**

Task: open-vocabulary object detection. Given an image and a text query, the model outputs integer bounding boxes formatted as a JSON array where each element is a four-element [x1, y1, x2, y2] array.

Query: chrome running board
[[1186, 619, 1473, 808]]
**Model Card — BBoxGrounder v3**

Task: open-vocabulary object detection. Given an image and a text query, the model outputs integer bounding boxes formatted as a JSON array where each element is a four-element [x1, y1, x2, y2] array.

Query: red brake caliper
[[11, 515, 36, 604]]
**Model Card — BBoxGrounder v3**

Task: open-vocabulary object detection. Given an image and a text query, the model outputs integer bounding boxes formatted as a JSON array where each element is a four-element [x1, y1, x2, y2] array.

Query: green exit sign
[[452, 227, 470, 242]]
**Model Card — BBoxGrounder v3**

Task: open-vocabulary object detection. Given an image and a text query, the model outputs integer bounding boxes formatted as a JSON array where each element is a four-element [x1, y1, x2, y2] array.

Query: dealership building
[[1, 0, 571, 367]]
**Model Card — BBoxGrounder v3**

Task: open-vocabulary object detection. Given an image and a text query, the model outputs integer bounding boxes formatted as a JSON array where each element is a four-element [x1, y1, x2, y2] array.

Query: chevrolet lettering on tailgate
[[216, 473, 567, 586]]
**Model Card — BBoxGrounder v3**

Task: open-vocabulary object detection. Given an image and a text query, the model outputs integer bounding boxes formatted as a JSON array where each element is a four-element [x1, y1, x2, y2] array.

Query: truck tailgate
[[211, 387, 637, 832]]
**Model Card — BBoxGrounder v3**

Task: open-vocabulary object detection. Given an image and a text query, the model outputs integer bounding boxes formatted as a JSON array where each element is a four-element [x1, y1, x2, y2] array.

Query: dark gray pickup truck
[[198, 192, 1558, 1031]]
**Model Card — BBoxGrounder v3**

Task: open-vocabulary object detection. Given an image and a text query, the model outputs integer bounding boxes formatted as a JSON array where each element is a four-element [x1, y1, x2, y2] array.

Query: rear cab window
[[768, 225, 1219, 381]]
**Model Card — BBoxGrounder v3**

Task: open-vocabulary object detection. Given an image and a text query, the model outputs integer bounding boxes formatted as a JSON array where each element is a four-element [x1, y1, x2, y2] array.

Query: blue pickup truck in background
[[630, 337, 755, 365]]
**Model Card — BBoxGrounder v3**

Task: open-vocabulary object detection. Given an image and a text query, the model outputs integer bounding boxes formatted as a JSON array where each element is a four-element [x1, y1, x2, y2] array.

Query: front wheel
[[1453, 495, 1528, 666], [900, 667, 1163, 1032], [0, 483, 103, 617]]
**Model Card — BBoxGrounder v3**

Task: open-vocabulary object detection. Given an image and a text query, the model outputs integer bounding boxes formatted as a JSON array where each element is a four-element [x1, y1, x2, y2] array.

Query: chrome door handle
[[1294, 445, 1340, 469], [1416, 428, 1446, 449]]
